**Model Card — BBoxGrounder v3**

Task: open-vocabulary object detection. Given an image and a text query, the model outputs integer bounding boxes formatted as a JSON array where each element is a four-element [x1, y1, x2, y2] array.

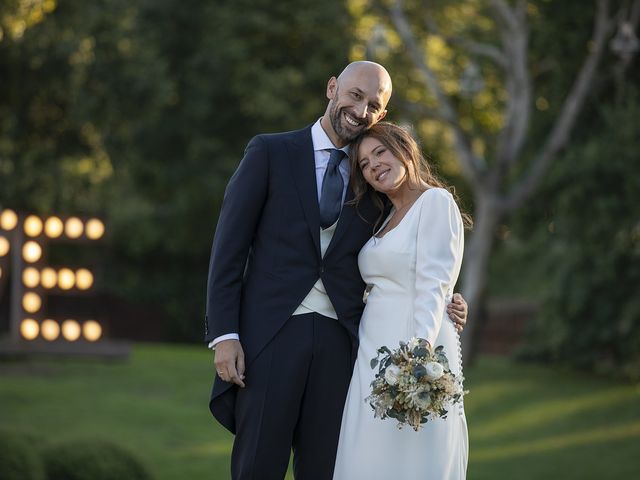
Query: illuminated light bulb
[[40, 267, 57, 288], [61, 319, 81, 341], [75, 268, 94, 290], [41, 319, 60, 341], [0, 236, 9, 256], [24, 215, 43, 237], [22, 267, 40, 288], [22, 241, 42, 263], [22, 292, 42, 313], [83, 320, 102, 342], [65, 217, 84, 239], [0, 209, 18, 231], [57, 268, 75, 290], [44, 216, 64, 238], [20, 319, 40, 340], [85, 218, 105, 240]]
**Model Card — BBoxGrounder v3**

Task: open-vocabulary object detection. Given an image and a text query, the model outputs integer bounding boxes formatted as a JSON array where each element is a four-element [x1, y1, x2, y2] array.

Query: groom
[[205, 61, 468, 479]]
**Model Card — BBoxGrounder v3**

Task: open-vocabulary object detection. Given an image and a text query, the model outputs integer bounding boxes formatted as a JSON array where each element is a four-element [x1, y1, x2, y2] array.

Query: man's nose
[[354, 102, 368, 119]]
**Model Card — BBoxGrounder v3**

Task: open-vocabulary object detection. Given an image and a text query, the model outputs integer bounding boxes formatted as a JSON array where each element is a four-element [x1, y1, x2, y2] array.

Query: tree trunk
[[460, 195, 501, 364]]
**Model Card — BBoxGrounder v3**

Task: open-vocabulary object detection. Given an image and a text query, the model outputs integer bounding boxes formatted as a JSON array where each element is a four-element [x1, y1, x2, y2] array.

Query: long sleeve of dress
[[412, 188, 464, 347]]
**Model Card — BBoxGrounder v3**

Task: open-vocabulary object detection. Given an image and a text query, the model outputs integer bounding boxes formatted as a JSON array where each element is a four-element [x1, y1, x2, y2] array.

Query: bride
[[333, 122, 472, 479]]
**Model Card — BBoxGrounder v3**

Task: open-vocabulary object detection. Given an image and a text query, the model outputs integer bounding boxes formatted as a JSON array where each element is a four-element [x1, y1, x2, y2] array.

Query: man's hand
[[447, 293, 468, 333], [214, 339, 246, 388]]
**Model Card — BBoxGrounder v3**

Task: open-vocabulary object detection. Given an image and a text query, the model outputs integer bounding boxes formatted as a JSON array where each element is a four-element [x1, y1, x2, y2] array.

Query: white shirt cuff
[[208, 333, 240, 349]]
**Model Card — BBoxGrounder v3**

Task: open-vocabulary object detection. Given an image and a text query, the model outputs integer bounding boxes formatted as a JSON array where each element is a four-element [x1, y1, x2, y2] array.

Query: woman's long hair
[[348, 121, 473, 231]]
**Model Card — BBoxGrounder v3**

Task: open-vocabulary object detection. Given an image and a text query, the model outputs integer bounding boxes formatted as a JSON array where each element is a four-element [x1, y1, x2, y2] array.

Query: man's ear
[[326, 77, 338, 99], [377, 109, 388, 122]]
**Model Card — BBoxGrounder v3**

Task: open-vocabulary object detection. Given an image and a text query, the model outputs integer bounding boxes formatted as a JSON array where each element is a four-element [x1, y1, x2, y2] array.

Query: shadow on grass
[[470, 386, 638, 441], [473, 419, 640, 461]]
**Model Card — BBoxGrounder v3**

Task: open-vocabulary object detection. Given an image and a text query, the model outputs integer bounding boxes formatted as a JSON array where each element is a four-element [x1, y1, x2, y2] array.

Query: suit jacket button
[[319, 266, 324, 274]]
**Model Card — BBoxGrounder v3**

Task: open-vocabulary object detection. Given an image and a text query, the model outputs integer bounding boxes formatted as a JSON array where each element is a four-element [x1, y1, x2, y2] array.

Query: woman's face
[[357, 136, 408, 195]]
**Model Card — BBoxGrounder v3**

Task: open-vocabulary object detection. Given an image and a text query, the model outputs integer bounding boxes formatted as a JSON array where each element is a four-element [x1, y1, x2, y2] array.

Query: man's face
[[326, 72, 389, 143]]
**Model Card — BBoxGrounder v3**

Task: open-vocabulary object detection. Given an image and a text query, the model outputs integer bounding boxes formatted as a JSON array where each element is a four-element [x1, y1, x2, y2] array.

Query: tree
[[0, 0, 57, 43], [516, 95, 640, 380], [352, 0, 639, 361], [0, 0, 354, 341]]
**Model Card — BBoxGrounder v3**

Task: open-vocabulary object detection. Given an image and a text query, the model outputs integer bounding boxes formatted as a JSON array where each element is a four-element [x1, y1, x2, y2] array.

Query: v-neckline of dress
[[374, 190, 427, 240]]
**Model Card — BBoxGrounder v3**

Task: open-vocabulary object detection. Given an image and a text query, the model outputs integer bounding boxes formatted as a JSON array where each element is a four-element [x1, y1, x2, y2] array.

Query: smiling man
[[205, 61, 468, 480], [322, 62, 391, 145]]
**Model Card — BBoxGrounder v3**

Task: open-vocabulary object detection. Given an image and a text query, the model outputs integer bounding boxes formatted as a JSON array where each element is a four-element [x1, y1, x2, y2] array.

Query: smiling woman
[[332, 120, 471, 479], [349, 121, 472, 234], [358, 136, 408, 194]]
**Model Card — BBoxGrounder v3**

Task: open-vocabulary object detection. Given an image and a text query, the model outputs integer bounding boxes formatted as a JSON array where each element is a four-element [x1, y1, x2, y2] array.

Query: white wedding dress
[[333, 188, 468, 480]]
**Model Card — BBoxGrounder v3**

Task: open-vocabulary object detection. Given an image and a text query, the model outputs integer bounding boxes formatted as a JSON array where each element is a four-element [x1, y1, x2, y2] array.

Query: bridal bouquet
[[366, 337, 466, 431]]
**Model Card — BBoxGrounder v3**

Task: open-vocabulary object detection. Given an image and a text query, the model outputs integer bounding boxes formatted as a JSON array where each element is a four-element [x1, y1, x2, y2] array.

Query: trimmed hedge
[[42, 439, 153, 480], [0, 431, 45, 480]]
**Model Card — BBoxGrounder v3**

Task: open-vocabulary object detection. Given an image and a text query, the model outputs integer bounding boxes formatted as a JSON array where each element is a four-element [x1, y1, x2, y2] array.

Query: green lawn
[[1, 343, 639, 479]]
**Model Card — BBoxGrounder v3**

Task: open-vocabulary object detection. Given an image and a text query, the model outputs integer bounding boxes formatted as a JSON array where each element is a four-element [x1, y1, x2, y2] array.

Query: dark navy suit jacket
[[205, 125, 380, 433]]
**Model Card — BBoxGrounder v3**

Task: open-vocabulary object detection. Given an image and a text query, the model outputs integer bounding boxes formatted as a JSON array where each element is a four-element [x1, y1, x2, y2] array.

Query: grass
[[464, 358, 640, 479], [0, 343, 639, 479]]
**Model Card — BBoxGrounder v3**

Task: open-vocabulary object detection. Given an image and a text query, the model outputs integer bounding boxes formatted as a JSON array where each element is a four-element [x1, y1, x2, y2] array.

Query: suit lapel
[[287, 128, 321, 256]]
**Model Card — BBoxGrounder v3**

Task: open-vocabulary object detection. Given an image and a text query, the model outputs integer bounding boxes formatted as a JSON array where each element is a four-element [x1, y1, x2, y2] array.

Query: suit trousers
[[231, 312, 354, 480]]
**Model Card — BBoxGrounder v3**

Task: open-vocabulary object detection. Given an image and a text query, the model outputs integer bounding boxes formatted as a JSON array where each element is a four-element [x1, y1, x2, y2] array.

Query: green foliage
[[0, 430, 45, 480], [42, 439, 153, 480], [517, 95, 640, 380], [0, 0, 352, 341], [0, 0, 57, 42]]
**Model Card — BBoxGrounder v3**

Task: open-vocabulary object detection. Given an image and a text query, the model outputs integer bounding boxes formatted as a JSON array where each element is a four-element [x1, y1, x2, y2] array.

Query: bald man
[[205, 62, 468, 479]]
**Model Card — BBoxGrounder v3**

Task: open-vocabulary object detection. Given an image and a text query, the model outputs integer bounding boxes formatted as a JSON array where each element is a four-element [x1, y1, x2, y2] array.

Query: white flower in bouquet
[[384, 364, 402, 385], [425, 361, 444, 380], [409, 389, 432, 410]]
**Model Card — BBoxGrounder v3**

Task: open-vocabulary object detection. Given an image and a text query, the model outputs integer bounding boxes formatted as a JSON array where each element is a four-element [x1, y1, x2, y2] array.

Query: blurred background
[[0, 0, 638, 479]]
